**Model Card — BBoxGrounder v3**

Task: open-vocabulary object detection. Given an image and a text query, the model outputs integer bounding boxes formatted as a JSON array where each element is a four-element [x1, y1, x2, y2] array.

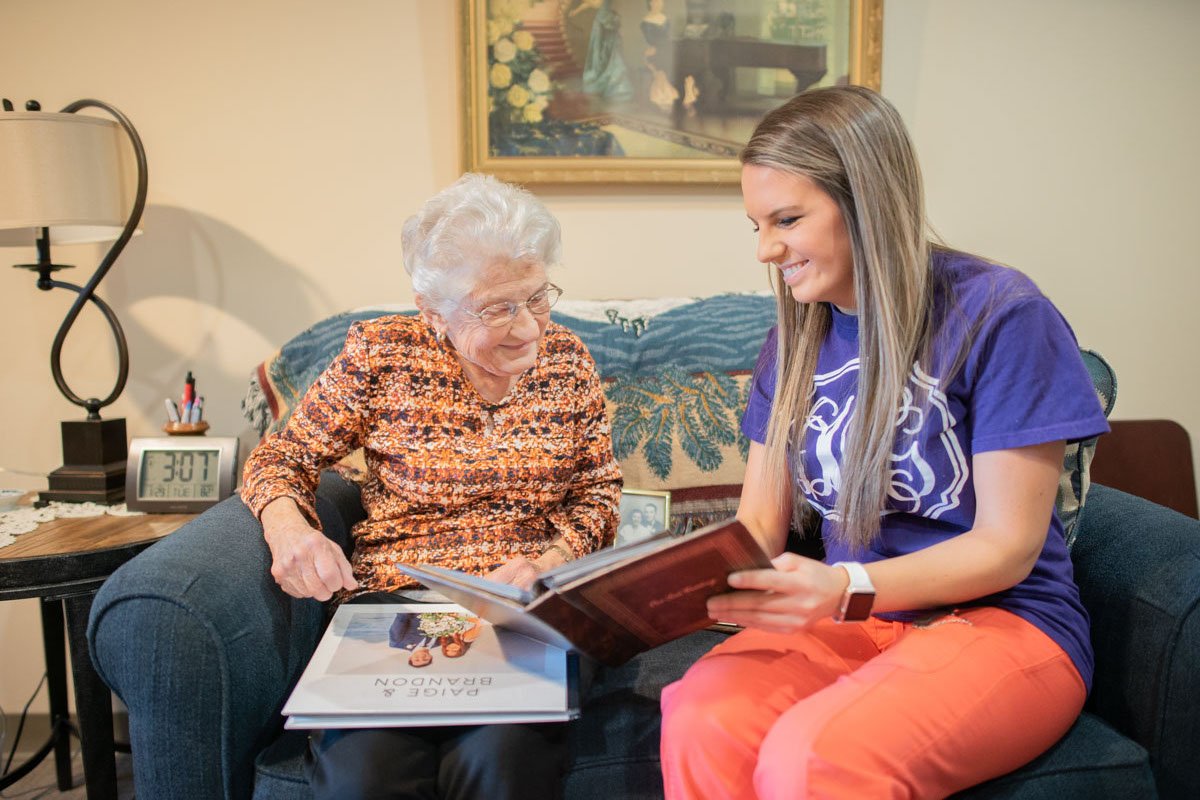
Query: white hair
[[401, 173, 562, 314]]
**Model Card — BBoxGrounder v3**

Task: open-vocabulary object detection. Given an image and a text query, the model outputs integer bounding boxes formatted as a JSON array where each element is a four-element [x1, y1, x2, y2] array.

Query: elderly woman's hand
[[486, 556, 544, 592], [261, 497, 358, 601], [487, 541, 572, 591]]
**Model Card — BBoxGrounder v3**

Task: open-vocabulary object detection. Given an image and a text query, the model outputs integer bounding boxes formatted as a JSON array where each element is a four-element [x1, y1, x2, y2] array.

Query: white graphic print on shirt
[[798, 358, 969, 521]]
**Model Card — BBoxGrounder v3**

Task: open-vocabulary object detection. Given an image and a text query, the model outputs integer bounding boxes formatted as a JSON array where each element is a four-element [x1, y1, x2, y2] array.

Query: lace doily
[[0, 502, 143, 549]]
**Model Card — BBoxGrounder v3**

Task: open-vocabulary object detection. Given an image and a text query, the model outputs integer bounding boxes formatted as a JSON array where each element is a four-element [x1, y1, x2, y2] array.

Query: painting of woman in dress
[[640, 0, 681, 112], [571, 0, 634, 101]]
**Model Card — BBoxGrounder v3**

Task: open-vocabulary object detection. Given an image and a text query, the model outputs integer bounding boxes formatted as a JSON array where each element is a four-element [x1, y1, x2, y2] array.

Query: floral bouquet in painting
[[486, 0, 553, 129], [484, 0, 622, 157]]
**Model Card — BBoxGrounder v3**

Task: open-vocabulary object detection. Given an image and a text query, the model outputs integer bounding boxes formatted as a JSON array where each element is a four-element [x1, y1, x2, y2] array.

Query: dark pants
[[307, 722, 567, 800], [305, 592, 571, 800]]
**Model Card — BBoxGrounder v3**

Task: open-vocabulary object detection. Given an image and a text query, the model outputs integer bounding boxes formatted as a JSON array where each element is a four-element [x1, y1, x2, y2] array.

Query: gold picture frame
[[616, 488, 672, 546], [459, 0, 883, 184]]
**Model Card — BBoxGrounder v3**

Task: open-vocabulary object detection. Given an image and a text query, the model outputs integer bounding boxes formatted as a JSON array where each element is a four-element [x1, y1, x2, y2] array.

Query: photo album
[[397, 517, 769, 667], [284, 517, 767, 728]]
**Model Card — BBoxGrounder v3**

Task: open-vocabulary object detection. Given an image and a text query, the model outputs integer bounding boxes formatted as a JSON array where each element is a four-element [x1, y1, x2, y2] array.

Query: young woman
[[659, 86, 1109, 799]]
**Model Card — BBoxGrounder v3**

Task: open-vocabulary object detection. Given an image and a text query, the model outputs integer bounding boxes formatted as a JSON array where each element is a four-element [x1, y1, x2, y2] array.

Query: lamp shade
[[0, 111, 135, 246]]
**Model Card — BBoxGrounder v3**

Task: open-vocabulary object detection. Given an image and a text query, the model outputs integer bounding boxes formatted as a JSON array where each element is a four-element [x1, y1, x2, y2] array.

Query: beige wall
[[1, 0, 1196, 713]]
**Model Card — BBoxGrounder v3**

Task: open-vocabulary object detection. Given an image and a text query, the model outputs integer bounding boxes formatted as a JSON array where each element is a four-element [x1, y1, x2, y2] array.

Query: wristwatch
[[831, 561, 876, 623]]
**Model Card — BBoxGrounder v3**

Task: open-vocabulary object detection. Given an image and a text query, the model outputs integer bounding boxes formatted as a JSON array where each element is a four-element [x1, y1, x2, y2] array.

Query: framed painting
[[459, 0, 882, 184], [616, 488, 671, 547]]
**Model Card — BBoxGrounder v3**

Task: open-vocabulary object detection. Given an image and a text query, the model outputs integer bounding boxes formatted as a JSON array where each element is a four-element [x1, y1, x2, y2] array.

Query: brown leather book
[[396, 518, 770, 666]]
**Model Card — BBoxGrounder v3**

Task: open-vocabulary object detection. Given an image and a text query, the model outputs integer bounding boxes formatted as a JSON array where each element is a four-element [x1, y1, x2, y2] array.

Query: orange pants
[[660, 607, 1085, 800]]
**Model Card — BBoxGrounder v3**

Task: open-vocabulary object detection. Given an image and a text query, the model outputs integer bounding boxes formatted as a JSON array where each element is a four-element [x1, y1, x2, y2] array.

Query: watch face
[[841, 591, 875, 622], [138, 449, 222, 501]]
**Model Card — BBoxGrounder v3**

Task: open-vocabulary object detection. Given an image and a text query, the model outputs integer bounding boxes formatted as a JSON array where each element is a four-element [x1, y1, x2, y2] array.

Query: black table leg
[[64, 591, 117, 800], [2, 599, 80, 791], [39, 597, 75, 790]]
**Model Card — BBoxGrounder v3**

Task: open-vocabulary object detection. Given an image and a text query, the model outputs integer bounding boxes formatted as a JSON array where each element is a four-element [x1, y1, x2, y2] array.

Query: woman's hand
[[706, 553, 849, 633], [487, 542, 571, 591], [261, 497, 357, 601], [486, 556, 543, 591]]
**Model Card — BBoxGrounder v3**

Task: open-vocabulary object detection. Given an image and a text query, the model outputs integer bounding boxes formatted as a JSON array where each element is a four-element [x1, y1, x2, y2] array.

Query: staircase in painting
[[522, 19, 580, 79]]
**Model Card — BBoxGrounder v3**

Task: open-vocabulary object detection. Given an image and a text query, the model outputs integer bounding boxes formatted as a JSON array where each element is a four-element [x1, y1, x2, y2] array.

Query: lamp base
[[39, 418, 127, 505]]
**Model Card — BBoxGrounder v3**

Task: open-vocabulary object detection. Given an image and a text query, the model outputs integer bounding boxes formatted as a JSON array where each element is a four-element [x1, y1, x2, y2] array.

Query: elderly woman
[[241, 173, 622, 799]]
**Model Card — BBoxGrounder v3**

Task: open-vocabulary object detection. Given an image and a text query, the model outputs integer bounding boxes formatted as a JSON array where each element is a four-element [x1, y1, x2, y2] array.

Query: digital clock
[[125, 436, 239, 513]]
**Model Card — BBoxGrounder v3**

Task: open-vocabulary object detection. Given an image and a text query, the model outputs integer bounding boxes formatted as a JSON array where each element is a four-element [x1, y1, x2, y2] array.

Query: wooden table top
[[0, 503, 198, 599], [0, 511, 195, 561]]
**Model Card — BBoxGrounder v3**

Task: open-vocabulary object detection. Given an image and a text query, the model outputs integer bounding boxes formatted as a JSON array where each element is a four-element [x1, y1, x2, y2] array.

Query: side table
[[0, 510, 194, 799]]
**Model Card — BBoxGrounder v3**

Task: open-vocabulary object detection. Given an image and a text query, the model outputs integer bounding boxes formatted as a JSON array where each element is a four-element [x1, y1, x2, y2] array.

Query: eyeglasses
[[464, 283, 563, 327]]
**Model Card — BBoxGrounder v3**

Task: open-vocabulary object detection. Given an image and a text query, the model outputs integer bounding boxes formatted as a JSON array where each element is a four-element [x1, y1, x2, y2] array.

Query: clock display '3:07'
[[139, 449, 221, 499]]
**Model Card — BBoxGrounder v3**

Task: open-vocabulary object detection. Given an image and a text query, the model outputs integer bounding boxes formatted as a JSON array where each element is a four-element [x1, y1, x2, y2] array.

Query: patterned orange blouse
[[242, 314, 622, 594]]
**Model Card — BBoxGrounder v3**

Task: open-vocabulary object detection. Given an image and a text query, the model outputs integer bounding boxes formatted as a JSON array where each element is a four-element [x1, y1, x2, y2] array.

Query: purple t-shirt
[[741, 250, 1109, 689]]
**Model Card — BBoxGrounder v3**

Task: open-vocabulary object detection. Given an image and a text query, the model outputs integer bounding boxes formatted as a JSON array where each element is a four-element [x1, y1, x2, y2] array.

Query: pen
[[183, 371, 195, 408], [190, 396, 205, 423], [165, 398, 180, 423]]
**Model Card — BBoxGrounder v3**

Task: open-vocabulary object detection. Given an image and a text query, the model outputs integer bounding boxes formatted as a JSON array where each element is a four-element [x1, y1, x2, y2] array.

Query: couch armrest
[[88, 471, 363, 799], [1071, 483, 1200, 799]]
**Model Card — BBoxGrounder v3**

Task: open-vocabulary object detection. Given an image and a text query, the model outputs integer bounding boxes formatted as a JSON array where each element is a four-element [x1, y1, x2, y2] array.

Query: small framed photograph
[[616, 488, 671, 546]]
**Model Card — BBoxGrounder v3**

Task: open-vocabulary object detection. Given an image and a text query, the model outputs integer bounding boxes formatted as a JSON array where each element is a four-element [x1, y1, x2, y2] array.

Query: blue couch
[[89, 296, 1200, 798]]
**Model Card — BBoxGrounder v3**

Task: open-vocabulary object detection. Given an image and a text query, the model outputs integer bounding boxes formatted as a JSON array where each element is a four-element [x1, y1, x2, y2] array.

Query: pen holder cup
[[163, 421, 210, 436]]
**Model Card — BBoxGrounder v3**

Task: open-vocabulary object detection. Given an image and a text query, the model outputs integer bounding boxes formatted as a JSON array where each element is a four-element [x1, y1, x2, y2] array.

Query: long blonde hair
[[742, 86, 935, 552]]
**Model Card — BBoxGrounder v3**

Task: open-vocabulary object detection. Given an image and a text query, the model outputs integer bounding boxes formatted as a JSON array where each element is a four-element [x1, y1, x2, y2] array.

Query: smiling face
[[742, 164, 856, 310], [422, 259, 551, 387]]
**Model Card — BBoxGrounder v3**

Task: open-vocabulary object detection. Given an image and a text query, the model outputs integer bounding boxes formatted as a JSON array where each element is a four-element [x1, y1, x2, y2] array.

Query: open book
[[282, 602, 579, 729], [397, 517, 770, 666]]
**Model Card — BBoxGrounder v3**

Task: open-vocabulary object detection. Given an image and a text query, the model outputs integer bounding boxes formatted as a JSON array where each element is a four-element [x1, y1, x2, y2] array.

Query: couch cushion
[[953, 713, 1153, 798]]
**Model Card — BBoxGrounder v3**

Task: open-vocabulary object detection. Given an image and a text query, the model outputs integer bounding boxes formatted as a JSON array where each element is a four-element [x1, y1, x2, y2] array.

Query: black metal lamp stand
[[10, 99, 148, 504]]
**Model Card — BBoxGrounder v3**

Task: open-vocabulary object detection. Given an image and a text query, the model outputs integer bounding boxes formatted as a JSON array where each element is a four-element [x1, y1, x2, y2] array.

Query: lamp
[[0, 99, 147, 504]]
